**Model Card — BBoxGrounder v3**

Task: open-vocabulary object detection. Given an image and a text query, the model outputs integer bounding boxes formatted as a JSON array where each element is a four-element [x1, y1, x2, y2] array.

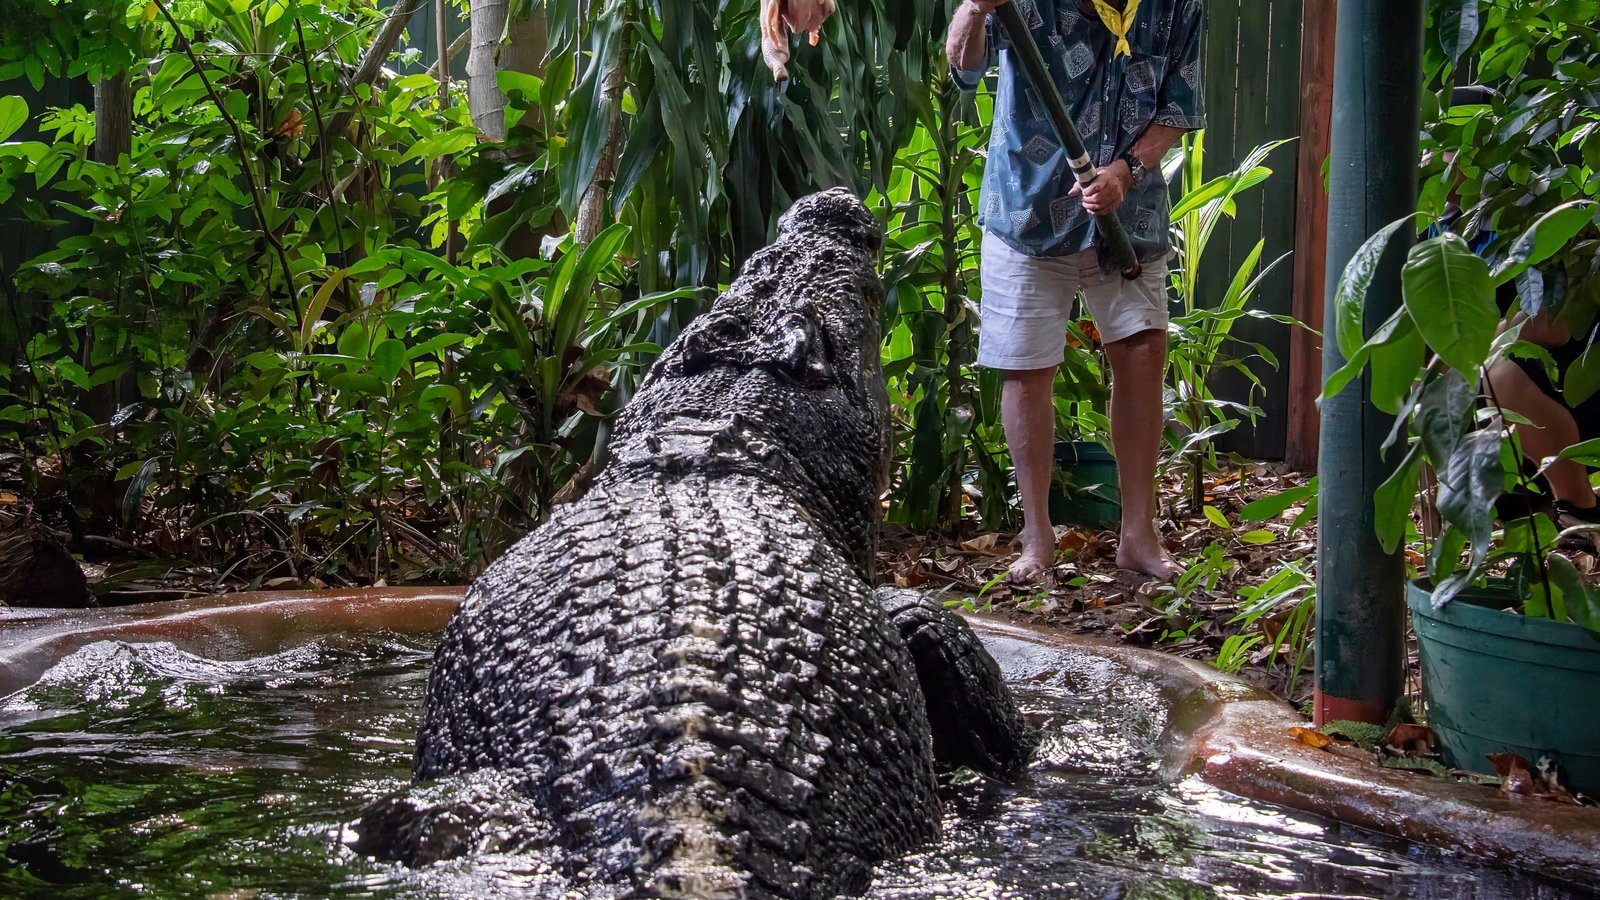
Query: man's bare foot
[[1116, 525, 1179, 581], [1008, 530, 1056, 583]]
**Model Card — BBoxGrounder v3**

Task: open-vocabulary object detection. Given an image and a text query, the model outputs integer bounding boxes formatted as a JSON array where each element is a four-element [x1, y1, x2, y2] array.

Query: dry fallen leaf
[[960, 533, 1000, 554], [1404, 547, 1426, 567], [1382, 723, 1437, 758], [894, 571, 928, 589], [1489, 752, 1537, 795], [1289, 726, 1333, 750], [1056, 528, 1093, 553]]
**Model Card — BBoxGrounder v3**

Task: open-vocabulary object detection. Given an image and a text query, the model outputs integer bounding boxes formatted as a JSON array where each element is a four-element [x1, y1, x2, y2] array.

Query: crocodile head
[[603, 187, 890, 575]]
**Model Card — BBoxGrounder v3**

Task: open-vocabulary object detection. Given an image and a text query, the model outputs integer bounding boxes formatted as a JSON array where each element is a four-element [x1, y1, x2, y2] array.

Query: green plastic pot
[[1049, 441, 1121, 528], [1408, 580, 1600, 795]]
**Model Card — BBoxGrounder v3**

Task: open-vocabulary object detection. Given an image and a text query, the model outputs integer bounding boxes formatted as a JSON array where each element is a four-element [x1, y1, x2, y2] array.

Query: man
[[946, 0, 1204, 581]]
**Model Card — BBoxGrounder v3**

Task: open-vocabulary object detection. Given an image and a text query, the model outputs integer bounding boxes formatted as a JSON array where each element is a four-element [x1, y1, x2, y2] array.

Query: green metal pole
[[1315, 1, 1425, 726]]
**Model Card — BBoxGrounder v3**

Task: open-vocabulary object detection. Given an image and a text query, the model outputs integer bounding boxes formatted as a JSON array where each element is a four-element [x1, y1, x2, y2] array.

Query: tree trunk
[[317, 0, 429, 157], [575, 25, 631, 244], [468, 2, 548, 261], [467, 0, 546, 141], [88, 69, 133, 421], [79, 71, 137, 529], [93, 72, 131, 165]]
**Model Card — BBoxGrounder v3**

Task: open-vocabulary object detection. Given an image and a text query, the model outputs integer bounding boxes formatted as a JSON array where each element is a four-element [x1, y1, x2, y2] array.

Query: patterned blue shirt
[[952, 0, 1205, 263]]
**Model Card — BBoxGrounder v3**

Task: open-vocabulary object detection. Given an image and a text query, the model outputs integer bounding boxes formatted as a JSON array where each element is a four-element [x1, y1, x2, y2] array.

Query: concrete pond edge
[[2, 592, 1596, 887], [969, 615, 1600, 890]]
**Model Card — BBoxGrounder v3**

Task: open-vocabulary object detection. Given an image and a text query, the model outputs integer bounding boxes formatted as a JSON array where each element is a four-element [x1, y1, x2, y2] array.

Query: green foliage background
[[0, 0, 1016, 587], [0, 0, 1294, 591]]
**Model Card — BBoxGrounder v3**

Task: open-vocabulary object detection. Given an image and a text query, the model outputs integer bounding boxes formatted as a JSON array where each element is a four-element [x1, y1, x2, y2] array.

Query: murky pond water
[[0, 631, 1582, 898]]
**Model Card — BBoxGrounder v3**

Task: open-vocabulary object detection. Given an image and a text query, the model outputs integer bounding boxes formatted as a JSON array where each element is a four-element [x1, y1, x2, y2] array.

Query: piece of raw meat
[[761, 0, 838, 83]]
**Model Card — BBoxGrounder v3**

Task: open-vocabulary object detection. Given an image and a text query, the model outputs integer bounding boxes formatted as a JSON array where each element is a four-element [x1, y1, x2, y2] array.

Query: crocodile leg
[[875, 587, 1038, 776]]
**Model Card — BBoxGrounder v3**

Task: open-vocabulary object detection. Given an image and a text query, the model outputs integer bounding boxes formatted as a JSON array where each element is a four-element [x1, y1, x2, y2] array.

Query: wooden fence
[[1198, 0, 1331, 466]]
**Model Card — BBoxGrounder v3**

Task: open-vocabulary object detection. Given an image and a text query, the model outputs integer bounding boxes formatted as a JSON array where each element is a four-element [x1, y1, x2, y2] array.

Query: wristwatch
[[1119, 150, 1148, 188]]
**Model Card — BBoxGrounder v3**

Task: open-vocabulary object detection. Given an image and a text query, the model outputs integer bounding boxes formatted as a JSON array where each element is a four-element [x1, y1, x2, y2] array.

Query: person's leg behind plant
[[1486, 357, 1599, 523]]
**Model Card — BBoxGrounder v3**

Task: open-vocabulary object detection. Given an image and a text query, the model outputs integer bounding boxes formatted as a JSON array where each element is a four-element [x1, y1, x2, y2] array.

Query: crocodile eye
[[705, 313, 748, 344]]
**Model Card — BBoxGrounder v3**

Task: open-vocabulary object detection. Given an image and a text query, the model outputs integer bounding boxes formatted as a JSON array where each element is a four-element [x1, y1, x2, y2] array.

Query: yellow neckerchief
[[1089, 0, 1142, 58]]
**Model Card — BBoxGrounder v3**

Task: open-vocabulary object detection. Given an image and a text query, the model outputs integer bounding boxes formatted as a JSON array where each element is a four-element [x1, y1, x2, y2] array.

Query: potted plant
[[1325, 8, 1600, 793], [1048, 318, 1120, 528]]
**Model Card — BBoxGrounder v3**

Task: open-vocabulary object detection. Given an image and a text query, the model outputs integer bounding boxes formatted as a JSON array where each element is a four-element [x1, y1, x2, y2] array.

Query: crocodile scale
[[355, 189, 1032, 899]]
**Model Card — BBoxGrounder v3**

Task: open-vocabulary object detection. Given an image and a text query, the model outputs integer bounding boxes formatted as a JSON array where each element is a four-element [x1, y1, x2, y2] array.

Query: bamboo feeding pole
[[992, 3, 1141, 279]]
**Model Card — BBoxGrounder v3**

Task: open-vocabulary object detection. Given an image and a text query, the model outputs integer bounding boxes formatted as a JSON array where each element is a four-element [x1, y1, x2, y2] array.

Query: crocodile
[[351, 188, 1034, 898]]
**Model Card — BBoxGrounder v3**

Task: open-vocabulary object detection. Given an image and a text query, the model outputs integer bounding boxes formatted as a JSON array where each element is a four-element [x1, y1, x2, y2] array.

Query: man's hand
[[948, 0, 1008, 71], [1070, 160, 1134, 216]]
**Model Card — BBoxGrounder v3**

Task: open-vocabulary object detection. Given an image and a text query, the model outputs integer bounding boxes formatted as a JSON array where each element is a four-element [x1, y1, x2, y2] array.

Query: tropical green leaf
[[1416, 368, 1476, 468], [1563, 341, 1600, 407], [1335, 215, 1417, 357], [372, 339, 405, 384], [1374, 445, 1422, 554], [1435, 429, 1504, 565], [1240, 480, 1318, 521], [1492, 200, 1598, 285], [0, 95, 26, 142], [1369, 311, 1424, 415], [1437, 0, 1481, 62], [1402, 233, 1497, 374]]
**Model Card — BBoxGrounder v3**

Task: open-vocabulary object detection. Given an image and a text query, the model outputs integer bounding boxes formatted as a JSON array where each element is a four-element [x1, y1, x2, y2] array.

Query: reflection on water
[[0, 634, 1583, 898]]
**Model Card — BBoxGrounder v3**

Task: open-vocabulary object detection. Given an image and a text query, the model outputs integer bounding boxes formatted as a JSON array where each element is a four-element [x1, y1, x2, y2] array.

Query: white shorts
[[977, 230, 1170, 371]]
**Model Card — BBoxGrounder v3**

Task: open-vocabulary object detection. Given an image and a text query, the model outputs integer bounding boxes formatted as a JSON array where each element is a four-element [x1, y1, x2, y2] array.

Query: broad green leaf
[[372, 339, 406, 384], [1239, 530, 1276, 545], [1437, 0, 1481, 62], [1563, 341, 1600, 407], [1501, 512, 1558, 558], [1369, 311, 1424, 415], [1429, 523, 1468, 583], [496, 71, 543, 103], [337, 323, 370, 360], [1491, 200, 1597, 285], [1402, 233, 1497, 374], [405, 127, 478, 162], [223, 89, 248, 126], [1240, 480, 1318, 521], [1320, 306, 1413, 402], [1555, 436, 1600, 468], [392, 74, 438, 93], [0, 95, 26, 142], [1416, 368, 1475, 468], [1435, 429, 1504, 565], [1374, 444, 1422, 554], [1335, 215, 1417, 357], [302, 270, 344, 350], [1203, 505, 1230, 529], [418, 384, 465, 416], [405, 333, 470, 361], [328, 372, 385, 396], [1544, 552, 1590, 625]]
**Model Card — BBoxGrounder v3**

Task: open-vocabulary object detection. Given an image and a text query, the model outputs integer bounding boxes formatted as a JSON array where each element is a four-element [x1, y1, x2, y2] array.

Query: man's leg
[[1486, 358, 1596, 509], [1001, 365, 1060, 581], [1103, 328, 1178, 579]]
